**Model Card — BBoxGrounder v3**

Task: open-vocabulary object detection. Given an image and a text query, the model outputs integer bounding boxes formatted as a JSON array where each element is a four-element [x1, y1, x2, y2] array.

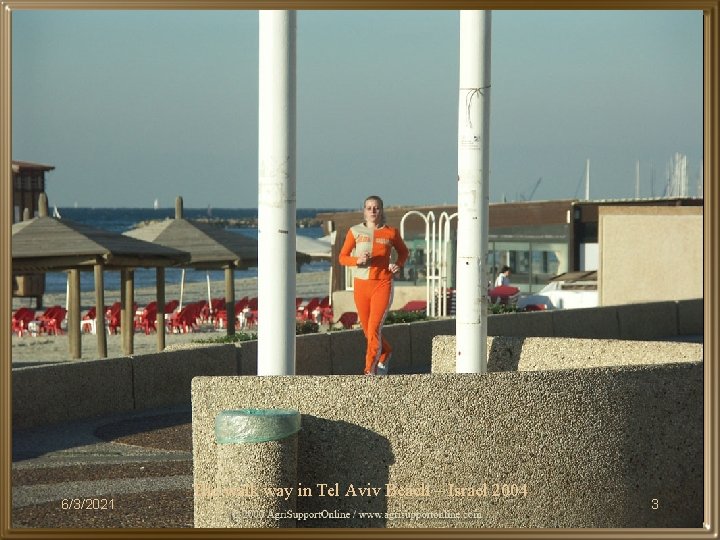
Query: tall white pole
[[584, 159, 590, 200], [635, 160, 640, 199], [456, 10, 491, 374], [258, 10, 296, 375]]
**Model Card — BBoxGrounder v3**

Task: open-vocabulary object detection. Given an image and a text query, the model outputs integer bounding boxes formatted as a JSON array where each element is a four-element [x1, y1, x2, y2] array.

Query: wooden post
[[225, 266, 235, 336], [121, 269, 135, 355], [94, 263, 107, 358], [68, 269, 81, 359], [156, 267, 166, 351]]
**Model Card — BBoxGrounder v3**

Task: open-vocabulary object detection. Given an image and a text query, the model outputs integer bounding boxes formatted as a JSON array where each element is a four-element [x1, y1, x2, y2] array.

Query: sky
[[11, 9, 703, 209]]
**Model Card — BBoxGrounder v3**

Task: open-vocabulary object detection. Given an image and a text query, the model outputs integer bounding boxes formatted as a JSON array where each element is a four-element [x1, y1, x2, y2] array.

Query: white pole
[[584, 159, 590, 200], [635, 160, 640, 199], [258, 10, 296, 376], [206, 272, 212, 314], [456, 10, 491, 374], [438, 212, 457, 317], [179, 269, 185, 310], [427, 211, 436, 317], [400, 211, 430, 311]]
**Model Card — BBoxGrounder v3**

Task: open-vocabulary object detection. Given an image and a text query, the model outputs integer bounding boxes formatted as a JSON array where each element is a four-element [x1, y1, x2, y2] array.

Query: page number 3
[[651, 499, 659, 510]]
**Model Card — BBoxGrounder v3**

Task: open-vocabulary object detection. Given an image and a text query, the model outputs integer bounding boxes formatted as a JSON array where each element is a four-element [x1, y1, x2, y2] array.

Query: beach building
[[12, 160, 56, 306], [12, 160, 55, 222], [318, 196, 703, 306]]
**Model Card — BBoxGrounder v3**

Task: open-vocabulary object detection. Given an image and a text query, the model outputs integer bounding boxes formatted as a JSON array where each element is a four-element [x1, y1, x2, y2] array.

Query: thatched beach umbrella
[[12, 194, 190, 359], [296, 231, 335, 303], [123, 197, 258, 335]]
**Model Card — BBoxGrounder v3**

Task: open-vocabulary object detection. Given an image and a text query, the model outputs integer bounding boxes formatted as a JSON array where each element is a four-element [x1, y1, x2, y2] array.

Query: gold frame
[[1, 2, 717, 538]]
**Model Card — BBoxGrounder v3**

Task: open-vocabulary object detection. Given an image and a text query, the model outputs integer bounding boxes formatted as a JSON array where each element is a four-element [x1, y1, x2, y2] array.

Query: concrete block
[[12, 358, 134, 429], [432, 336, 703, 374], [328, 328, 366, 374], [410, 319, 455, 373], [380, 323, 412, 374], [488, 310, 554, 337], [431, 335, 456, 373], [617, 301, 678, 340], [551, 305, 620, 338], [677, 298, 703, 335], [296, 332, 331, 375], [192, 362, 703, 528], [132, 345, 237, 410]]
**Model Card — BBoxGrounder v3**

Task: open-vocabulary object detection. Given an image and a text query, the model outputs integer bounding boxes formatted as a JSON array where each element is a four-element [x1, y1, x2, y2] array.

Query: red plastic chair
[[81, 306, 108, 334], [300, 297, 321, 321], [12, 307, 36, 337], [210, 298, 225, 322], [134, 301, 157, 331], [106, 302, 123, 335], [489, 285, 520, 306], [320, 307, 334, 326], [243, 297, 259, 329], [214, 309, 228, 329], [400, 300, 427, 312], [336, 312, 358, 329], [235, 297, 249, 315], [41, 306, 67, 335], [138, 303, 158, 334], [168, 302, 202, 333]]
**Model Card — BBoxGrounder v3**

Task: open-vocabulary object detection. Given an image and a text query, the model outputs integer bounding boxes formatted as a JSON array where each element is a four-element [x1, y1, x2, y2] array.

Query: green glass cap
[[215, 409, 301, 444]]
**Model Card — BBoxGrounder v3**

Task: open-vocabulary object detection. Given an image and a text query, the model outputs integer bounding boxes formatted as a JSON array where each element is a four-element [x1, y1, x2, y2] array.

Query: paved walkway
[[12, 404, 194, 528]]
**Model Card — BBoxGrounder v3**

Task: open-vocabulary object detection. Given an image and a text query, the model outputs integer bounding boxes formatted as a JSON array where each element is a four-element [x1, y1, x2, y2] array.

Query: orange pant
[[353, 278, 394, 374]]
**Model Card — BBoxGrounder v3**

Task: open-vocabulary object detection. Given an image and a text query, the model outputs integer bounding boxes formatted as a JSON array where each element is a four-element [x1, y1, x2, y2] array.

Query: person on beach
[[494, 265, 512, 287], [339, 195, 409, 375]]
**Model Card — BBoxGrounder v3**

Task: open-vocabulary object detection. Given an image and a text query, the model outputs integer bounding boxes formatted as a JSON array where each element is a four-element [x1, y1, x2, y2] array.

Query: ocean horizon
[[36, 207, 348, 295]]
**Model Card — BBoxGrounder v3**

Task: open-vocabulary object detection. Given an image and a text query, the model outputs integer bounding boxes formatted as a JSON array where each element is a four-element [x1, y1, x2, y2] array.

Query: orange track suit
[[339, 223, 409, 374]]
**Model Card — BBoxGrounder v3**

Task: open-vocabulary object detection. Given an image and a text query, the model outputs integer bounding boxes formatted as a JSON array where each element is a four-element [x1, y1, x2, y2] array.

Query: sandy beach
[[11, 270, 331, 367]]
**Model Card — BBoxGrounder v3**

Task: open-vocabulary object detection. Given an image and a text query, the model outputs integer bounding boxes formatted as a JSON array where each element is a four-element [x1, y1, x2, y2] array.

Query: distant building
[[318, 197, 703, 299], [12, 160, 55, 305]]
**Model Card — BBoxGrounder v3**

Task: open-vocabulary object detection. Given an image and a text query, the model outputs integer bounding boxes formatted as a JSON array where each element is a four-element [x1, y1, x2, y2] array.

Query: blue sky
[[12, 10, 703, 209]]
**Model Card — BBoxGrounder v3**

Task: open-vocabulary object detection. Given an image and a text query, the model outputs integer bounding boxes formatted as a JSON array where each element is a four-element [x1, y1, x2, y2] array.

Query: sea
[[43, 207, 345, 295]]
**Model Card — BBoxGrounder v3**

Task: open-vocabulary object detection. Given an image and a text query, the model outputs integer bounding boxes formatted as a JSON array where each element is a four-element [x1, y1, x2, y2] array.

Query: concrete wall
[[12, 344, 237, 429], [12, 298, 702, 429], [599, 206, 703, 306], [431, 335, 703, 373], [332, 284, 426, 320], [12, 357, 134, 430], [192, 362, 703, 528]]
